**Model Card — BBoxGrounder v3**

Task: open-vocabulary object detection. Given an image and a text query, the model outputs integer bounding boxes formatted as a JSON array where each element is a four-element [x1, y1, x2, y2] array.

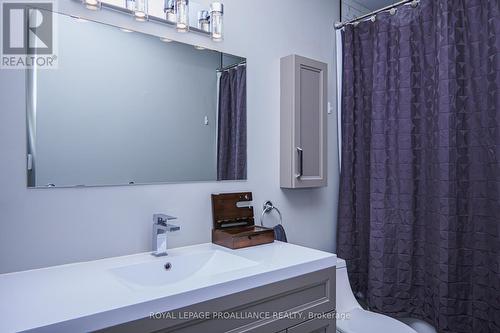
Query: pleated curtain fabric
[[217, 66, 247, 181], [337, 1, 500, 332]]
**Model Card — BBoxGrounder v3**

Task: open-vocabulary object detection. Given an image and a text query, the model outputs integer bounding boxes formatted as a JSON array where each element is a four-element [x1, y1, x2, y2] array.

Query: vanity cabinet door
[[286, 315, 335, 333], [100, 268, 335, 333], [280, 55, 328, 189]]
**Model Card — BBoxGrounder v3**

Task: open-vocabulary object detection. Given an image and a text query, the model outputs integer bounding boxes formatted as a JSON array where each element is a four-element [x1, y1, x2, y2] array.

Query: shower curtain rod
[[216, 60, 247, 72], [334, 0, 419, 30]]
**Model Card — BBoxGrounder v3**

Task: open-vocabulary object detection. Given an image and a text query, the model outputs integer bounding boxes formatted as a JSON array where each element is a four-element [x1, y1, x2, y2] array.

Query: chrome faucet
[[152, 214, 180, 257]]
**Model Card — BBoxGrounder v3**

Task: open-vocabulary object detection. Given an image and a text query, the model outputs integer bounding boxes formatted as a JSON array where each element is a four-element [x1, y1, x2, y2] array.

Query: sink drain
[[164, 262, 172, 271]]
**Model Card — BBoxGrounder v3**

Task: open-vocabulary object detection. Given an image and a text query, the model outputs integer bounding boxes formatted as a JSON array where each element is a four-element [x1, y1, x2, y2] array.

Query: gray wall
[[0, 0, 340, 273], [35, 14, 220, 187]]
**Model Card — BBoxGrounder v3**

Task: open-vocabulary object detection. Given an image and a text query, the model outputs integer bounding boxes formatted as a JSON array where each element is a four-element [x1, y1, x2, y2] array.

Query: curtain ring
[[389, 7, 397, 15], [410, 0, 419, 8], [370, 15, 376, 22], [260, 201, 283, 227]]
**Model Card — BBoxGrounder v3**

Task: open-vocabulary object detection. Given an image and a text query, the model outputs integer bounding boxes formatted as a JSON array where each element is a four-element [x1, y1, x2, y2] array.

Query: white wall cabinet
[[280, 55, 328, 188]]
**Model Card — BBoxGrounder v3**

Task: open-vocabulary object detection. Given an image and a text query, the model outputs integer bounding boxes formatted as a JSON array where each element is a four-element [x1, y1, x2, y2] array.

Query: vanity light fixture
[[210, 2, 223, 41], [198, 10, 210, 32], [83, 0, 101, 11], [134, 0, 148, 22], [82, 0, 222, 40], [176, 0, 189, 32], [163, 0, 176, 22]]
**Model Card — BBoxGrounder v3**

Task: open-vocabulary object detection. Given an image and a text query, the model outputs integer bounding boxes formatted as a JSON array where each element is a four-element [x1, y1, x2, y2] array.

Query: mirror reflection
[[27, 11, 246, 188]]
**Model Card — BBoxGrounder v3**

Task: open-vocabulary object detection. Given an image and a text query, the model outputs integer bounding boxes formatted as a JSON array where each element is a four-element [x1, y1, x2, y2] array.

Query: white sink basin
[[0, 242, 336, 333], [110, 250, 259, 288]]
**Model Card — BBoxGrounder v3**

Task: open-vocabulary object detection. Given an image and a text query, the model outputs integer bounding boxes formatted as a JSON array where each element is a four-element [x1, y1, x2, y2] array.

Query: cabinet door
[[287, 316, 335, 333], [281, 55, 327, 188]]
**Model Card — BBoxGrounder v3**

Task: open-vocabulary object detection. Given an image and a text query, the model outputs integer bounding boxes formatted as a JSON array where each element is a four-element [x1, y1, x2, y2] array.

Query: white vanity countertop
[[0, 242, 336, 333]]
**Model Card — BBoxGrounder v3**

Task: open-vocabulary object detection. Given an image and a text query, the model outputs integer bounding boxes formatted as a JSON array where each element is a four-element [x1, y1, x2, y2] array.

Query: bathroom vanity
[[0, 242, 336, 333]]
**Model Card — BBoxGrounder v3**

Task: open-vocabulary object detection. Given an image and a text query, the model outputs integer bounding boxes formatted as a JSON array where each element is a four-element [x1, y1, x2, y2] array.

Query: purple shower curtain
[[217, 66, 247, 180], [337, 1, 500, 333]]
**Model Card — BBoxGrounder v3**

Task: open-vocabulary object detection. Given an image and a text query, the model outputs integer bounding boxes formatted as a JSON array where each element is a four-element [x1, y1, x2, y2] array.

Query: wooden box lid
[[211, 192, 255, 229]]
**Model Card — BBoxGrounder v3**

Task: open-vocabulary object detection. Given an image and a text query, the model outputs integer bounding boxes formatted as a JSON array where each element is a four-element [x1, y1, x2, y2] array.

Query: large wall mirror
[[27, 10, 247, 188]]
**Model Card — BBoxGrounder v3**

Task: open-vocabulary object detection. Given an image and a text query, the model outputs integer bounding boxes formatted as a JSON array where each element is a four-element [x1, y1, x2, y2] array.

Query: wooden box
[[211, 192, 274, 250]]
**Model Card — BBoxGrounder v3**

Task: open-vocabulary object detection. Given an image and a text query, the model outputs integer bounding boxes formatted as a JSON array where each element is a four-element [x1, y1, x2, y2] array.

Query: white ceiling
[[355, 0, 399, 11]]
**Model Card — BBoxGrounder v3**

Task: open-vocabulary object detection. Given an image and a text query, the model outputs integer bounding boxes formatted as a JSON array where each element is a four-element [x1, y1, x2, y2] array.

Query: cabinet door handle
[[296, 147, 303, 179]]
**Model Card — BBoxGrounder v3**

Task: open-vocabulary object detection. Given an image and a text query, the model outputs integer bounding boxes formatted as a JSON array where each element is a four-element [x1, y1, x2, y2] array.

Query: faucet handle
[[153, 213, 178, 225], [165, 224, 180, 232]]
